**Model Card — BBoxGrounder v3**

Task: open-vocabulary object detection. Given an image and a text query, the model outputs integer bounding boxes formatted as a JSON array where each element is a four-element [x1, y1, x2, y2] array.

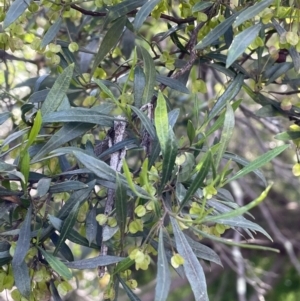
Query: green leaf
[[19, 150, 30, 189], [130, 106, 156, 139], [12, 261, 31, 298], [26, 110, 42, 150], [115, 175, 127, 243], [192, 1, 214, 13], [54, 202, 80, 256], [155, 91, 169, 154], [1, 128, 29, 151], [134, 0, 161, 31], [50, 232, 74, 262], [12, 204, 32, 265], [91, 16, 127, 77], [50, 280, 63, 301], [234, 0, 274, 27], [31, 122, 94, 163], [226, 24, 262, 68], [224, 144, 289, 184], [179, 152, 211, 211], [160, 127, 178, 190], [41, 17, 62, 48], [187, 120, 195, 145], [275, 131, 300, 141], [65, 256, 124, 269], [38, 247, 72, 280], [3, 0, 33, 29], [154, 228, 171, 301], [208, 74, 243, 121], [41, 64, 74, 116], [118, 275, 142, 301], [139, 46, 156, 104], [170, 217, 209, 301], [195, 10, 241, 50], [93, 79, 118, 103], [105, 0, 147, 25], [86, 207, 97, 246], [215, 103, 235, 169], [156, 75, 190, 94], [42, 108, 114, 126], [113, 257, 135, 275]]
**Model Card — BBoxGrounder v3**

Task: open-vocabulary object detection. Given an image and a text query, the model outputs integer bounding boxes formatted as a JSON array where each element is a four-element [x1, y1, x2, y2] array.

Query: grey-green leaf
[[54, 202, 80, 255], [42, 108, 114, 126], [215, 103, 235, 169], [171, 217, 209, 301], [12, 261, 31, 298], [118, 276, 142, 301], [156, 74, 190, 94], [133, 66, 145, 108], [226, 24, 262, 68], [234, 0, 273, 27], [31, 122, 94, 163], [134, 0, 161, 31], [140, 46, 156, 104], [154, 228, 171, 301], [115, 175, 127, 241], [37, 178, 52, 197], [12, 205, 32, 265], [224, 144, 289, 184], [86, 207, 97, 246], [130, 106, 156, 139], [208, 74, 243, 121], [3, 0, 33, 29], [41, 64, 74, 116], [0, 112, 11, 125], [195, 10, 241, 50], [65, 255, 124, 269], [41, 17, 62, 48], [91, 16, 127, 76], [192, 1, 213, 13]]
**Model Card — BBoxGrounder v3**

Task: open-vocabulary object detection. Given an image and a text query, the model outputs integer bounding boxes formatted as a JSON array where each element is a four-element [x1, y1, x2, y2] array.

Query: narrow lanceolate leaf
[[133, 66, 145, 108], [91, 16, 127, 77], [49, 181, 88, 193], [31, 122, 94, 163], [118, 276, 142, 301], [42, 108, 114, 126], [195, 10, 241, 50], [171, 217, 209, 301], [208, 74, 243, 121], [215, 103, 235, 169], [19, 151, 30, 190], [41, 64, 74, 116], [226, 24, 262, 68], [156, 75, 190, 94], [38, 248, 72, 280], [224, 144, 289, 184], [105, 0, 147, 25], [3, 0, 33, 28], [155, 91, 169, 154], [12, 261, 31, 298], [93, 79, 118, 103], [179, 153, 211, 211], [50, 280, 63, 301], [160, 127, 178, 190], [134, 0, 161, 31], [130, 106, 156, 139], [26, 110, 42, 150], [12, 205, 32, 265], [154, 228, 171, 301], [115, 175, 127, 242], [0, 112, 11, 125], [185, 235, 222, 266], [234, 0, 273, 27], [41, 18, 62, 48], [86, 207, 97, 246], [192, 1, 213, 13], [54, 202, 80, 255], [65, 256, 124, 269], [140, 46, 156, 104]]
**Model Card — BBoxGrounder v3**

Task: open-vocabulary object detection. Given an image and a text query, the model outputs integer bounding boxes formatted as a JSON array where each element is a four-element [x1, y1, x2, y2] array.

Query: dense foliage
[[1, 0, 300, 300]]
